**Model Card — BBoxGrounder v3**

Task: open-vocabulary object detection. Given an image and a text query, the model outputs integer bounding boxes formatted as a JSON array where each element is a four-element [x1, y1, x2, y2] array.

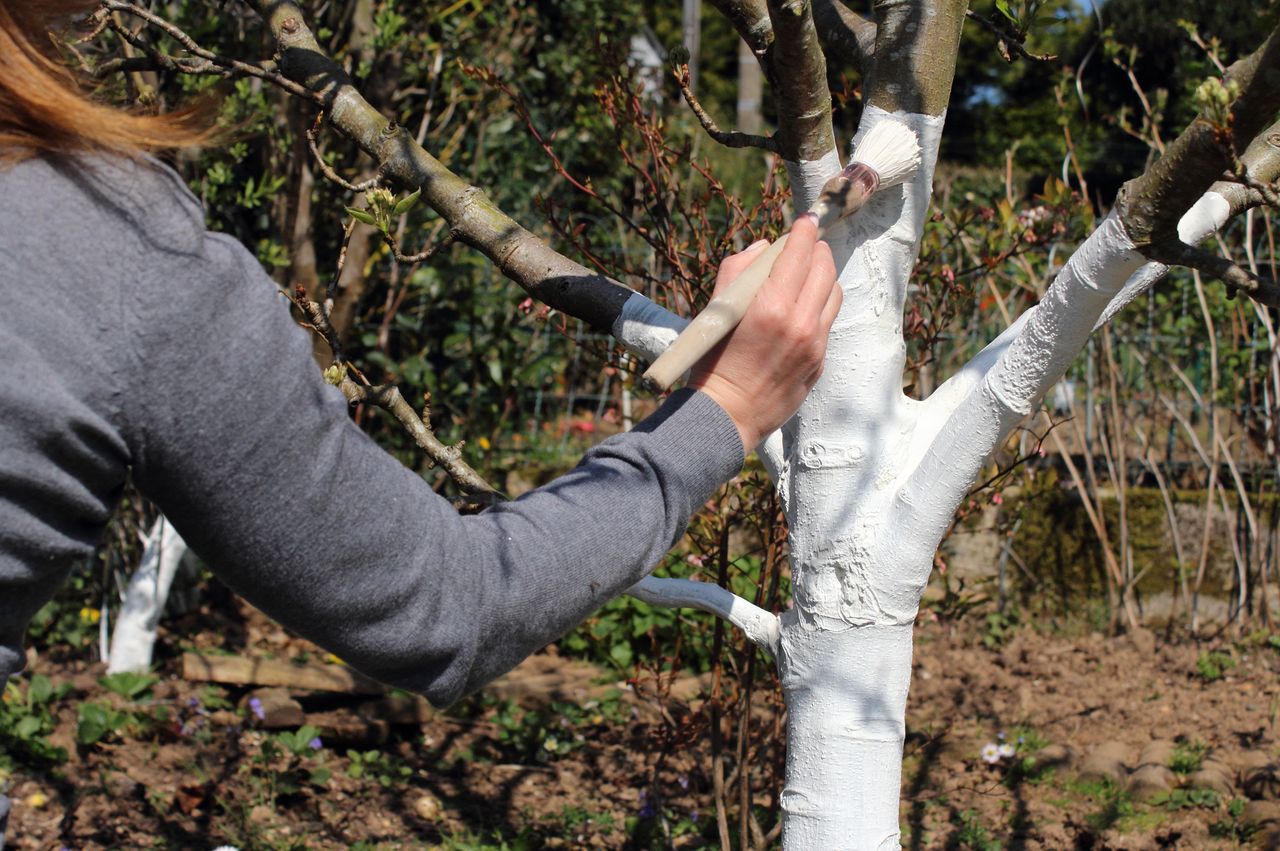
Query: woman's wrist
[[688, 378, 758, 453]]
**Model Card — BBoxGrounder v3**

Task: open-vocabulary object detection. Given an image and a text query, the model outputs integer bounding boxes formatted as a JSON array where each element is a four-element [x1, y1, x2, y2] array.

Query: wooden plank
[[181, 652, 384, 695]]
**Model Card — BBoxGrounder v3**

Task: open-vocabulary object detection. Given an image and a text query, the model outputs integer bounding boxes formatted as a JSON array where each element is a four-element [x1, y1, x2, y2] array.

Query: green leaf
[[609, 642, 632, 668], [27, 674, 52, 707], [392, 188, 421, 216], [994, 0, 1017, 22], [15, 716, 42, 739], [345, 207, 379, 227], [100, 672, 157, 701]]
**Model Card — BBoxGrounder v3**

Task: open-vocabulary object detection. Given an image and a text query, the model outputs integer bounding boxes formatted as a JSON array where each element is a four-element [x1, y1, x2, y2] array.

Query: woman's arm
[[122, 227, 742, 705]]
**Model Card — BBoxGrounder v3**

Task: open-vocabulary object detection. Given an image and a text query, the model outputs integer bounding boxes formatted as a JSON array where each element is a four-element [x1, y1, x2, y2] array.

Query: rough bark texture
[[707, 0, 775, 55], [811, 0, 877, 70], [765, 0, 838, 161], [864, 0, 968, 115], [1119, 25, 1280, 249]]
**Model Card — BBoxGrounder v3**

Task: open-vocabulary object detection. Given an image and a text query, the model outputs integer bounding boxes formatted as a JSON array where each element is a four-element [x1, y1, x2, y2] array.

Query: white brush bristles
[[850, 121, 921, 188]]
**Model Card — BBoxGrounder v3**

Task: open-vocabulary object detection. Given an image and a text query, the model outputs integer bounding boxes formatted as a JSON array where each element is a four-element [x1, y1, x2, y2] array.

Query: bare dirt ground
[[6, 603, 1280, 849]]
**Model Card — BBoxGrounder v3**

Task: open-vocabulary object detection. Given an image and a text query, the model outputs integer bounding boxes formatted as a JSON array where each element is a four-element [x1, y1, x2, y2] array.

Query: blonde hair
[[0, 1, 214, 160]]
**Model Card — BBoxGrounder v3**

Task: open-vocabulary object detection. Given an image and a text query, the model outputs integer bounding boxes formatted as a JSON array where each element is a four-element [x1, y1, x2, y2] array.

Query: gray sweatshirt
[[0, 155, 743, 709]]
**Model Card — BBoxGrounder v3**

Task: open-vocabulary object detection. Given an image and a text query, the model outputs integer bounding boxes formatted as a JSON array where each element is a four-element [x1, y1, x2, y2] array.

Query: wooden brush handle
[[642, 235, 790, 391], [640, 164, 883, 392]]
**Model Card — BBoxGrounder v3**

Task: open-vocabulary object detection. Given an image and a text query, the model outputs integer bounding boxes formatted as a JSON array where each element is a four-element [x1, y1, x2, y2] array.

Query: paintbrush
[[641, 120, 922, 392]]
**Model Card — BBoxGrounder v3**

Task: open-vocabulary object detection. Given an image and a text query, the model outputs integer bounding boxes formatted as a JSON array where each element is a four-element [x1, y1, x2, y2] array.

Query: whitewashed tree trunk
[[107, 516, 191, 674], [228, 4, 1280, 846], [615, 7, 1280, 846]]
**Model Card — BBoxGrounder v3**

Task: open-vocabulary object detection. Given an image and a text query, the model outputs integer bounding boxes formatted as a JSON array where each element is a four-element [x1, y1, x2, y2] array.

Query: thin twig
[[383, 228, 458, 265], [101, 1, 321, 103], [293, 288, 498, 497], [673, 63, 780, 153], [340, 380, 500, 497], [306, 120, 379, 192], [964, 9, 1057, 63]]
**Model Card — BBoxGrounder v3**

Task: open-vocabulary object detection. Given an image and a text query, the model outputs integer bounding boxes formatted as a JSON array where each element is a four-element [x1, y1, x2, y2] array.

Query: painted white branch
[[1094, 190, 1231, 328], [897, 210, 1146, 550], [107, 516, 190, 674], [627, 575, 781, 654], [917, 187, 1233, 454], [778, 617, 913, 850]]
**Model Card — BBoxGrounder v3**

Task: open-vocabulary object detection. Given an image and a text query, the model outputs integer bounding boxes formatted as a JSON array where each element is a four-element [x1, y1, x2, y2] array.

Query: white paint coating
[[629, 576, 780, 653], [616, 104, 1225, 850], [1096, 190, 1231, 328], [612, 292, 689, 363], [107, 517, 191, 674]]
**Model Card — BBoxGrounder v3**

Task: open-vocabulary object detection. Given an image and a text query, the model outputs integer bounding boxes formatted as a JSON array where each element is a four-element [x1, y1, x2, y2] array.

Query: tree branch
[[246, 0, 637, 333], [810, 0, 876, 70], [964, 8, 1057, 63], [707, 0, 775, 56], [101, 1, 319, 102], [864, 0, 969, 116], [764, 0, 837, 161], [305, 120, 378, 192], [674, 62, 780, 152], [1119, 24, 1280, 250], [627, 576, 781, 655]]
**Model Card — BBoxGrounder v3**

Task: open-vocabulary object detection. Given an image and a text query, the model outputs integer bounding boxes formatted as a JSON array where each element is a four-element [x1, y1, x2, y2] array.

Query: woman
[[0, 0, 839, 827]]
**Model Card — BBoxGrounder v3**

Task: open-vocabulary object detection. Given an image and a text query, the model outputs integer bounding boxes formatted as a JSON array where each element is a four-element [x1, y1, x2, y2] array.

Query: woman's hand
[[689, 214, 842, 450]]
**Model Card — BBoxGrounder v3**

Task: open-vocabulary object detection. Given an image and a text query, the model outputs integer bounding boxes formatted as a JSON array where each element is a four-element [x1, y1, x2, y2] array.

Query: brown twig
[[1229, 157, 1280, 210], [383, 228, 458, 265], [101, 1, 321, 103], [293, 286, 345, 362], [339, 380, 500, 498], [964, 8, 1057, 63], [292, 288, 498, 497], [306, 121, 379, 193], [673, 63, 780, 153], [1146, 239, 1280, 306]]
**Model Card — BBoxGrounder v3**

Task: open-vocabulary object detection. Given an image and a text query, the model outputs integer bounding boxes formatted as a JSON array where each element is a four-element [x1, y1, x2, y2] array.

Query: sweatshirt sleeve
[[123, 221, 743, 706]]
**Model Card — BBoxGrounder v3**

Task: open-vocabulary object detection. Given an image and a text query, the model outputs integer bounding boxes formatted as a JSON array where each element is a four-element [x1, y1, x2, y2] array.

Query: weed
[[982, 610, 1019, 649], [346, 748, 411, 787], [1195, 650, 1236, 682], [1079, 779, 1134, 831], [953, 808, 1003, 850], [432, 829, 539, 850], [1167, 740, 1207, 775], [76, 701, 132, 745], [99, 671, 158, 701], [0, 675, 69, 768], [1210, 797, 1258, 842], [1152, 787, 1218, 810]]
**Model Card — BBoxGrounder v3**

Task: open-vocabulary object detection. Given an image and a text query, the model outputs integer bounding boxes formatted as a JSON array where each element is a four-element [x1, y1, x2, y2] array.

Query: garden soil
[[6, 602, 1280, 849]]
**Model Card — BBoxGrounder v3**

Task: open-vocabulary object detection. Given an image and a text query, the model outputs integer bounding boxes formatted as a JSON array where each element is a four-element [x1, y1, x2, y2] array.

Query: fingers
[[767, 213, 819, 299], [712, 239, 769, 296], [798, 239, 838, 315], [819, 276, 843, 331]]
